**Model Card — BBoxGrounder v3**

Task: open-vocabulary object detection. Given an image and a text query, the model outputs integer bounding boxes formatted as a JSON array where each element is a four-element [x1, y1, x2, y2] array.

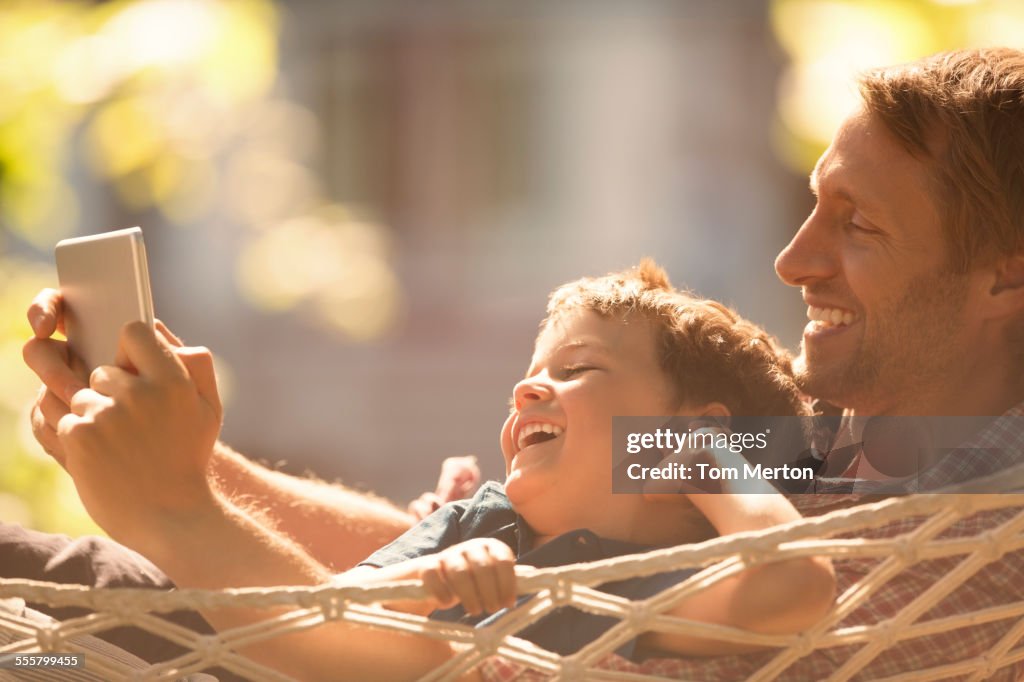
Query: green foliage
[[770, 0, 1024, 173], [0, 259, 101, 535], [0, 0, 279, 536]]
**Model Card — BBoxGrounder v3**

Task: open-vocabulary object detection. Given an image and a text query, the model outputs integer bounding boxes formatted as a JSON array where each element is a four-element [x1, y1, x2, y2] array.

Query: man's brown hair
[[858, 48, 1024, 271], [543, 259, 808, 417]]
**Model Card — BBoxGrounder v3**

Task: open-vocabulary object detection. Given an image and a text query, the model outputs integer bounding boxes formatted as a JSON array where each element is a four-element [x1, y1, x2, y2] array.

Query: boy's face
[[499, 308, 681, 533]]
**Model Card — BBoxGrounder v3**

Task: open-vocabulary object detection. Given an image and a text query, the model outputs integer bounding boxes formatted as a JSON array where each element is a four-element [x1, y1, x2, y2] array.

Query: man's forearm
[[209, 442, 415, 570], [143, 496, 474, 682]]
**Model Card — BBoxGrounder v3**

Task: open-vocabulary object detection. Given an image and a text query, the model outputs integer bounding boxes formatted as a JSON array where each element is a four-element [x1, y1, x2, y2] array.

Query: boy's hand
[[644, 427, 801, 537], [408, 455, 481, 520], [55, 321, 223, 553], [418, 538, 516, 616]]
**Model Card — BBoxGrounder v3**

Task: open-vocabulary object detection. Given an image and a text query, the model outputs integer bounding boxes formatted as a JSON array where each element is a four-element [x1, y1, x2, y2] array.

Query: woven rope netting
[[3, 470, 1024, 681]]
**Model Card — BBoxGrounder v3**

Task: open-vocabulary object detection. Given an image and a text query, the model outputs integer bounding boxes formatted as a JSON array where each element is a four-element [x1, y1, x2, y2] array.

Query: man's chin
[[794, 353, 858, 409]]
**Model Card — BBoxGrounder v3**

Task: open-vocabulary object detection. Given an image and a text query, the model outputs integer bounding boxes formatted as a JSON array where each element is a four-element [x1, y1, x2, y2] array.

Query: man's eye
[[846, 221, 877, 235], [846, 210, 880, 235]]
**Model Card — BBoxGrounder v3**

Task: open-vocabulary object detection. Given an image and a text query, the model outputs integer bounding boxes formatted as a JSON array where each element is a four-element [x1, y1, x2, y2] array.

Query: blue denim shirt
[[359, 481, 695, 658]]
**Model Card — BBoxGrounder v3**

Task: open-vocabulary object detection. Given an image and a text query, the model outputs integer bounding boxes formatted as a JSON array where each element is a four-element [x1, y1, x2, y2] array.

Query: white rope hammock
[[3, 472, 1024, 681]]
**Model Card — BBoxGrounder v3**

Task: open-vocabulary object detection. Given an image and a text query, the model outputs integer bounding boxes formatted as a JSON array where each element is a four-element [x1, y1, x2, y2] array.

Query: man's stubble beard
[[794, 270, 969, 414]]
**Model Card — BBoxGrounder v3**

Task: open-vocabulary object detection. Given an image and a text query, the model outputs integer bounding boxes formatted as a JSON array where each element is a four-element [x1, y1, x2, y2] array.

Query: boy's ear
[[985, 252, 1024, 317], [672, 401, 730, 418], [673, 401, 731, 429], [698, 402, 731, 419]]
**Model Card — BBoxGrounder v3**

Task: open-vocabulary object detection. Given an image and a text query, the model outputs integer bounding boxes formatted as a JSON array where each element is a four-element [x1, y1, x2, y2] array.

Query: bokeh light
[[0, 260, 100, 536], [236, 206, 402, 340], [770, 0, 1024, 172], [5, 0, 1024, 536], [0, 0, 402, 534], [0, 0, 281, 245]]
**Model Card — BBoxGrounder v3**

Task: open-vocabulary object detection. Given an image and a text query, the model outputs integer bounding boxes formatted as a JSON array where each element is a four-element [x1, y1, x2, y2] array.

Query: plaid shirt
[[480, 405, 1024, 681]]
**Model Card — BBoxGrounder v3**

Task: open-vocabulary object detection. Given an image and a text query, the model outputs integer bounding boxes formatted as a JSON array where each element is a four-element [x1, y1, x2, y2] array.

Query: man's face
[[499, 309, 679, 534], [775, 109, 981, 415]]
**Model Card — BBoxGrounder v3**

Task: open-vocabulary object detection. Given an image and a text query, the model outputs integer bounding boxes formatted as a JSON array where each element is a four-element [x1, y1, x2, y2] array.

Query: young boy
[[338, 259, 834, 665], [54, 259, 834, 680]]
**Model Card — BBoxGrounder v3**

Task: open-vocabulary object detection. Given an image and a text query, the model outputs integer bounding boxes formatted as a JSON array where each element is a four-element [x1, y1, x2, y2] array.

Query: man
[[11, 47, 1024, 678], [644, 46, 1024, 680]]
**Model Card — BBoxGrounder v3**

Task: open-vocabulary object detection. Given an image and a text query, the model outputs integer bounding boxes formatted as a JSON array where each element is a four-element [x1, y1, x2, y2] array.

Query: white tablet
[[55, 227, 155, 371]]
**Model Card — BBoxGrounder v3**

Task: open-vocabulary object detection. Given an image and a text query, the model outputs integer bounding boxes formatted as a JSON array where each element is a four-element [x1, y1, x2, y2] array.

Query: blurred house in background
[[1, 0, 1019, 532], [207, 0, 799, 501]]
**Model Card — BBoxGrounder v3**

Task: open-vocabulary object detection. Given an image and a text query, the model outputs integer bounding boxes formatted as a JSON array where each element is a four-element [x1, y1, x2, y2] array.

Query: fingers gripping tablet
[[55, 227, 155, 371]]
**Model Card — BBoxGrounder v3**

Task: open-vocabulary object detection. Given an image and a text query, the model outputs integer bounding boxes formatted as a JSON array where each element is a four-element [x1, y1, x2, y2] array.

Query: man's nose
[[775, 209, 838, 286], [513, 376, 554, 409]]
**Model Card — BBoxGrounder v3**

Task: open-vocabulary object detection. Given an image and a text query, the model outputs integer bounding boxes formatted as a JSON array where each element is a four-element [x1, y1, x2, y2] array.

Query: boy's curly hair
[[544, 259, 809, 417]]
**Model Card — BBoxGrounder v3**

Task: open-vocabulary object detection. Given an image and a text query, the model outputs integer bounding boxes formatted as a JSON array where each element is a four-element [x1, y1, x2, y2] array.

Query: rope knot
[[559, 659, 586, 680], [740, 539, 773, 567], [474, 629, 500, 654], [979, 654, 998, 677], [627, 604, 651, 629], [35, 623, 59, 651], [793, 632, 815, 657], [195, 634, 224, 663], [321, 595, 344, 620], [894, 539, 918, 565], [875, 622, 896, 649], [552, 579, 572, 606], [980, 532, 1005, 563]]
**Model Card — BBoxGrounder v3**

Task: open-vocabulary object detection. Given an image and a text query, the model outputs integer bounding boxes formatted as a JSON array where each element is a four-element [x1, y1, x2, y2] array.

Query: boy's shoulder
[[459, 480, 513, 522], [359, 480, 517, 568], [445, 480, 518, 545]]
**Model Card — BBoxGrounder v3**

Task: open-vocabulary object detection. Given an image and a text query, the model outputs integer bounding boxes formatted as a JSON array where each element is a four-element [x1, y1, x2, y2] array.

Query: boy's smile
[[513, 421, 564, 454]]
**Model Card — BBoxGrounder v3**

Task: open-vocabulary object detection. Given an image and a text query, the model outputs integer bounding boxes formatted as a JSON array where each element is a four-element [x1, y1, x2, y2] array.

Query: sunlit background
[[1, 0, 1021, 535]]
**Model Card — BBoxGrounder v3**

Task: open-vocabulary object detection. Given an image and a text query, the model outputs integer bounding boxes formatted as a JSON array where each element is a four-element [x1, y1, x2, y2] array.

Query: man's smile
[[808, 305, 856, 327], [803, 304, 860, 340]]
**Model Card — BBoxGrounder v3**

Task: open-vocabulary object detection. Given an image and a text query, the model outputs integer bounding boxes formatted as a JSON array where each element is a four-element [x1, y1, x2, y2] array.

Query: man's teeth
[[807, 306, 855, 327], [517, 423, 564, 450]]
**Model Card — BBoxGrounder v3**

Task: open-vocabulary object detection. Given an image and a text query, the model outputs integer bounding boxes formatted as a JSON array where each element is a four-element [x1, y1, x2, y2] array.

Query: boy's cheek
[[499, 413, 516, 466]]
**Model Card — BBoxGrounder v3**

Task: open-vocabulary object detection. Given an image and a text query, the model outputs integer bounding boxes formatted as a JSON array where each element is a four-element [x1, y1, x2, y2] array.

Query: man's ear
[[987, 252, 1024, 316]]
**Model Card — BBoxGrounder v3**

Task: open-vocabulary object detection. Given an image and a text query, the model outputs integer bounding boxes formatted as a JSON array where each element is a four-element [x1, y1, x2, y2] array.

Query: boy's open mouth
[[516, 423, 564, 452]]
